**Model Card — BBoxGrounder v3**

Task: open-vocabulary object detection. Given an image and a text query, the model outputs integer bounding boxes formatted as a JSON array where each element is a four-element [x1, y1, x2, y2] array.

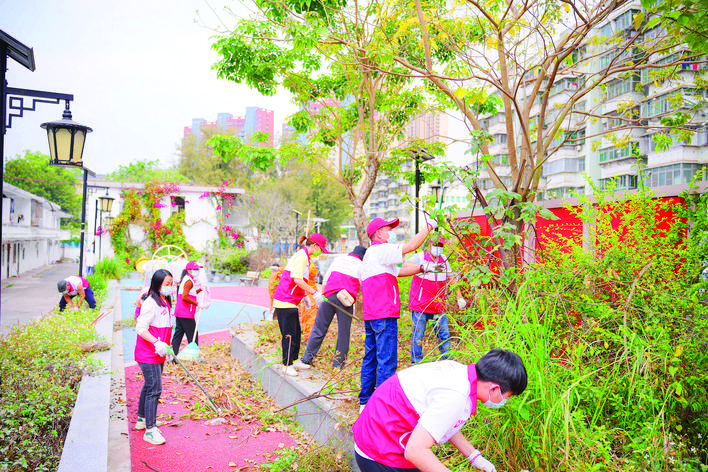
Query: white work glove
[[153, 340, 169, 357], [468, 449, 497, 472], [457, 297, 467, 309], [423, 213, 438, 230], [313, 292, 325, 307], [302, 296, 312, 310], [71, 306, 79, 311]]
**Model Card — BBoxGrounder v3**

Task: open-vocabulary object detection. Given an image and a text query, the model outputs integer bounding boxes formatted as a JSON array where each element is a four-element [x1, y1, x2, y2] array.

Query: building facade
[[474, 3, 708, 201], [184, 107, 275, 146], [1, 182, 72, 279]]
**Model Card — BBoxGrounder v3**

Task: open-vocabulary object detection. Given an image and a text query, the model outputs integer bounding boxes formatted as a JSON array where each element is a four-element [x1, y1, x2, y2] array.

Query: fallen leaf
[[229, 462, 237, 467], [229, 435, 239, 439]]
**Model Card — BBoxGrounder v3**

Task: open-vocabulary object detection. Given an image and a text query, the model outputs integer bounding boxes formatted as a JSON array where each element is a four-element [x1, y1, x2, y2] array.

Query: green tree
[[373, 0, 697, 272], [106, 159, 188, 184], [178, 128, 254, 188], [209, 0, 432, 244], [265, 160, 351, 242], [640, 0, 708, 54], [3, 150, 82, 227]]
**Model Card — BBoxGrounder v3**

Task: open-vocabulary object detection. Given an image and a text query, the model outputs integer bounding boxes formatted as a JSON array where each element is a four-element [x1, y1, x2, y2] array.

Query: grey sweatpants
[[301, 296, 353, 368]]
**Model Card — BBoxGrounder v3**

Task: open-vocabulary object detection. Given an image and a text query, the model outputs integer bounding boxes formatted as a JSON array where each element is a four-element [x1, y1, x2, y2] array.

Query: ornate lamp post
[[1, 29, 93, 276], [411, 150, 435, 233], [92, 189, 114, 261]]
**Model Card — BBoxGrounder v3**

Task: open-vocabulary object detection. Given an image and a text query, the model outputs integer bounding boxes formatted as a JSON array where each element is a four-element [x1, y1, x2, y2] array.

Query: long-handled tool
[[177, 306, 202, 362], [168, 346, 222, 414]]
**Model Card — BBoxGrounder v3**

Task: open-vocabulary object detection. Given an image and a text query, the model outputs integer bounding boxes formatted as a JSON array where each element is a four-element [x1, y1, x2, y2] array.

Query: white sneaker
[[292, 359, 311, 370], [135, 418, 167, 430], [282, 365, 299, 377], [143, 427, 166, 445]]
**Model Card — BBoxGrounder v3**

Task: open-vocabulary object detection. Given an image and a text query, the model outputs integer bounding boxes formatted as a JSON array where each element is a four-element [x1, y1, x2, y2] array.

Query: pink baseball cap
[[367, 217, 399, 239], [433, 237, 447, 246], [185, 261, 202, 270], [308, 233, 329, 254]]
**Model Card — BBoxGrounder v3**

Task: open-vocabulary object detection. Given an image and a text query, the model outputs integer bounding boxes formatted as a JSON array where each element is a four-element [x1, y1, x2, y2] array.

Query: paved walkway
[[0, 260, 78, 337], [120, 279, 301, 471]]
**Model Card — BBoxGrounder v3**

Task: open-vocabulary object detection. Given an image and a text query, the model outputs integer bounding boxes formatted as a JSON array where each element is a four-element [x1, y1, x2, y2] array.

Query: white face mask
[[388, 232, 397, 244], [430, 246, 443, 257], [483, 386, 508, 409], [160, 287, 172, 297]]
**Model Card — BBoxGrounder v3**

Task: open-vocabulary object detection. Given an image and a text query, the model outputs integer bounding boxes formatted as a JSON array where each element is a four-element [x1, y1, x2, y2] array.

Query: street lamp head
[[41, 101, 92, 167], [430, 180, 442, 200], [103, 216, 114, 232], [98, 190, 114, 213]]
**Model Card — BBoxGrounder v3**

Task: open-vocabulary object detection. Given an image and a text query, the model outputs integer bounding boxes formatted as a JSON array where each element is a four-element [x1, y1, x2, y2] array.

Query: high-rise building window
[[649, 163, 706, 186]]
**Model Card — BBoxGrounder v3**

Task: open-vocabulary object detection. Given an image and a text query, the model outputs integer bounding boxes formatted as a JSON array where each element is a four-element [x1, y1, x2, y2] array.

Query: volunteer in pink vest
[[171, 260, 204, 357], [272, 233, 328, 377], [57, 275, 96, 311], [300, 245, 367, 369], [353, 349, 527, 472], [133, 269, 174, 445], [358, 216, 435, 410], [408, 237, 466, 364]]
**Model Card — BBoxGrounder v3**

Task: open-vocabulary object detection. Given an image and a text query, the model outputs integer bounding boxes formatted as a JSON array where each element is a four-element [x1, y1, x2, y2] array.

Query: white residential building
[[1, 182, 72, 279], [86, 180, 249, 260]]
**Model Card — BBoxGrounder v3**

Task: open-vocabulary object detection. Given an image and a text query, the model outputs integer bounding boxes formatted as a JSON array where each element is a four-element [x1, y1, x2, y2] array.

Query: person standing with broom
[[171, 261, 203, 357], [272, 233, 328, 377], [134, 269, 174, 445]]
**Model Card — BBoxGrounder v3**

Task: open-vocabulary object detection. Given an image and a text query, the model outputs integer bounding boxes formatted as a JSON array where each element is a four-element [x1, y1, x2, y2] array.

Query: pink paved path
[[126, 286, 295, 472]]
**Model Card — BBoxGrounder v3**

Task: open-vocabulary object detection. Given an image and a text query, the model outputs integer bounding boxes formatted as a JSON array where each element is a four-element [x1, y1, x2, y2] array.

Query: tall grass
[[441, 183, 708, 471]]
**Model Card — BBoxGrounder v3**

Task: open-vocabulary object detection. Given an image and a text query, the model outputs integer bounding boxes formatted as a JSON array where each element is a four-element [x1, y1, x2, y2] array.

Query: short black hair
[[476, 348, 527, 395]]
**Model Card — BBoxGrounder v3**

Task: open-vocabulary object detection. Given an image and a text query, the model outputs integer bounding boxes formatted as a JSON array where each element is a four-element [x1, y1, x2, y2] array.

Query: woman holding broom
[[171, 261, 203, 357], [272, 233, 328, 377], [134, 268, 174, 445]]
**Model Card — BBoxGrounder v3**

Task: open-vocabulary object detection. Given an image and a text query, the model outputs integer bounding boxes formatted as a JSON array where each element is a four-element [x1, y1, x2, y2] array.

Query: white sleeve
[[136, 298, 157, 335], [377, 244, 404, 266], [417, 391, 468, 443], [407, 252, 423, 265]]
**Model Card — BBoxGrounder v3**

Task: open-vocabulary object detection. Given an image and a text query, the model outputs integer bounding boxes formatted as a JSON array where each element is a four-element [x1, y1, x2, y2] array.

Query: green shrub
[[95, 254, 131, 279], [211, 246, 250, 274], [0, 308, 101, 471]]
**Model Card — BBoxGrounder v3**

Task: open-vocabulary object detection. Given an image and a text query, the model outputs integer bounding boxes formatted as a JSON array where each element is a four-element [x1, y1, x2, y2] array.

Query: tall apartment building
[[474, 3, 708, 201], [364, 112, 470, 237], [183, 107, 275, 146]]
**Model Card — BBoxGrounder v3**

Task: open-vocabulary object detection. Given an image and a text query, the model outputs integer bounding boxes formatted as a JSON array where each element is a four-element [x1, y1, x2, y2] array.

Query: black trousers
[[275, 307, 301, 366], [355, 452, 421, 472], [172, 317, 198, 355]]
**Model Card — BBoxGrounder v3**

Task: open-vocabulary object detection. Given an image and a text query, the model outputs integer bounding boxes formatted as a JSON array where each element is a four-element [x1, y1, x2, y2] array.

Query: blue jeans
[[410, 311, 451, 364], [138, 362, 164, 429], [359, 318, 398, 406]]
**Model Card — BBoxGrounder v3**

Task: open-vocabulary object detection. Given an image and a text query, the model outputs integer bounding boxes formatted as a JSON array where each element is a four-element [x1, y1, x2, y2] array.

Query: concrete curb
[[230, 329, 360, 472], [57, 280, 121, 472]]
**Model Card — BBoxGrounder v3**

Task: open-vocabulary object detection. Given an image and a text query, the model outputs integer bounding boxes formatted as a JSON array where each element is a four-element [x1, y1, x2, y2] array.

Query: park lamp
[[41, 101, 92, 167], [98, 190, 114, 213], [430, 180, 442, 203], [103, 216, 114, 232]]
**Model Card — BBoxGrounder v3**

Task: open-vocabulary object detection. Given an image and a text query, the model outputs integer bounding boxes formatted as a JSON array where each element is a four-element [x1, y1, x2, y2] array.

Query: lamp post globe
[[98, 194, 114, 213], [41, 103, 92, 167]]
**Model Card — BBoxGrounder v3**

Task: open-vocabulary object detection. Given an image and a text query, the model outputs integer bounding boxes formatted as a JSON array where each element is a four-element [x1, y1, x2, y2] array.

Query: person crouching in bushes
[[57, 275, 97, 311], [353, 348, 527, 472], [272, 233, 328, 377], [134, 268, 174, 445], [171, 261, 203, 357]]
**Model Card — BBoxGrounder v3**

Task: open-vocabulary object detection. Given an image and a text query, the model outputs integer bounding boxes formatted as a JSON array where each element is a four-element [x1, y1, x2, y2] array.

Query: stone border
[[230, 328, 360, 472]]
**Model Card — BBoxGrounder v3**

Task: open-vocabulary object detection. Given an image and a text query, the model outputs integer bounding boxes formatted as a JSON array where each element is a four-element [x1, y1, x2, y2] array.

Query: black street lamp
[[429, 179, 446, 209], [1, 29, 93, 276], [411, 150, 435, 233], [92, 189, 114, 261], [41, 101, 93, 167]]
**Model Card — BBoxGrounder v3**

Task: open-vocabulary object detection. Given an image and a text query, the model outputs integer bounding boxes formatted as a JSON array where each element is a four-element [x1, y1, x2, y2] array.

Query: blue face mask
[[388, 232, 397, 244]]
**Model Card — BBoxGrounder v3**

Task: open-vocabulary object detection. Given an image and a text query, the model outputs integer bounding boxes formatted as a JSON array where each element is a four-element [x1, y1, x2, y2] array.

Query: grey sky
[[2, 0, 297, 175]]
